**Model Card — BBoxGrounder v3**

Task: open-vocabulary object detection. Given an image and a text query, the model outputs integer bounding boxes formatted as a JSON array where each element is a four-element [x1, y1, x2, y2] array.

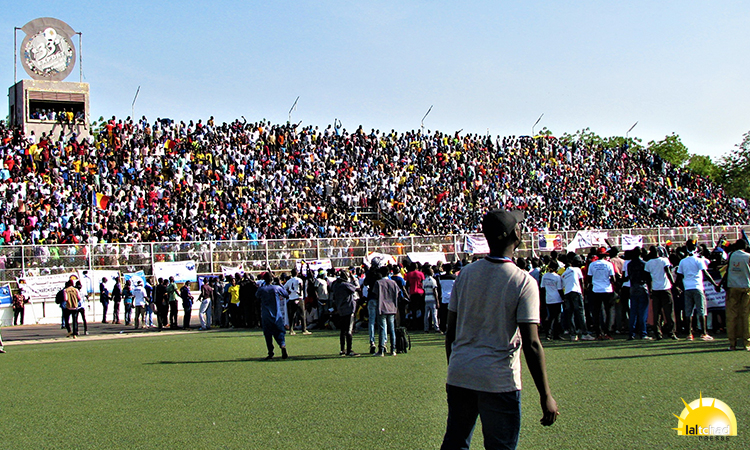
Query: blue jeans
[[262, 318, 286, 355], [441, 384, 521, 450], [368, 299, 379, 344], [629, 292, 650, 338], [563, 292, 588, 336], [378, 314, 396, 352]]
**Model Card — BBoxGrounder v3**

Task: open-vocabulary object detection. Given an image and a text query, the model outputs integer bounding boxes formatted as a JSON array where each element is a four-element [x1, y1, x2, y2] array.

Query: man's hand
[[540, 395, 559, 426]]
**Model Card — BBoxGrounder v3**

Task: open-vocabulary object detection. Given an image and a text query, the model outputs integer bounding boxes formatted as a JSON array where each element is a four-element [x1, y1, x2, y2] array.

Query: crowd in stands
[[28, 108, 85, 124], [0, 115, 748, 247]]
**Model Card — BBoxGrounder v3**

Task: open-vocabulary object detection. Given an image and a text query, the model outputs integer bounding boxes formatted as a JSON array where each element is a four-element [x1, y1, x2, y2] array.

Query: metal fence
[[2, 224, 748, 288]]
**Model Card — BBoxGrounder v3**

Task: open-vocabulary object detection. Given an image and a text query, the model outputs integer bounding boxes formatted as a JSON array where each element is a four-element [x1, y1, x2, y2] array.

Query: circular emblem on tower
[[20, 17, 77, 82]]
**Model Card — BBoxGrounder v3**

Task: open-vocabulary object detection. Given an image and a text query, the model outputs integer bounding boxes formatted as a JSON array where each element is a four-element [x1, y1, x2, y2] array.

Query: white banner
[[407, 252, 447, 266], [363, 252, 398, 267], [621, 235, 644, 251], [78, 270, 120, 295], [222, 265, 245, 278], [153, 261, 197, 283], [705, 281, 726, 310], [465, 235, 490, 255], [296, 259, 333, 276], [123, 271, 148, 287], [16, 273, 78, 301], [566, 231, 609, 252]]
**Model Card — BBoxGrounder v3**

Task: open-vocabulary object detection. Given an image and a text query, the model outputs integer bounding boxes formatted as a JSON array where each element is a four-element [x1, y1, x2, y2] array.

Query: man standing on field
[[442, 210, 558, 450]]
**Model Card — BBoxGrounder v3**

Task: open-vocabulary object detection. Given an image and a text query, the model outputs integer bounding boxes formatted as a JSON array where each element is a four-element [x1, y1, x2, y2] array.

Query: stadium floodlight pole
[[76, 32, 82, 82], [14, 27, 20, 84], [421, 105, 433, 134], [131, 86, 140, 121], [288, 96, 300, 123], [626, 121, 638, 139], [532, 113, 544, 136]]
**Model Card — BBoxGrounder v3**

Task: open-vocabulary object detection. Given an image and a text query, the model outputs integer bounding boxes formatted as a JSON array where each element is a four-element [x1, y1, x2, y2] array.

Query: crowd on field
[[0, 116, 747, 246]]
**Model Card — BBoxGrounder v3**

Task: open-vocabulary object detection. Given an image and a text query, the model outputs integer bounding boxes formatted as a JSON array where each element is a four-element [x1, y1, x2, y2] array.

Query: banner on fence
[[123, 271, 148, 287], [0, 284, 11, 306], [363, 252, 398, 268], [78, 270, 119, 295], [222, 265, 245, 278], [465, 235, 490, 255], [621, 235, 644, 251], [153, 261, 197, 283], [16, 273, 78, 300], [407, 252, 447, 266], [296, 259, 332, 276], [566, 231, 609, 252], [538, 234, 563, 252]]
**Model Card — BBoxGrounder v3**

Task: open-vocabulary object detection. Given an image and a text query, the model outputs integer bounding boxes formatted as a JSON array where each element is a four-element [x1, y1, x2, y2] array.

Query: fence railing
[[2, 225, 748, 288]]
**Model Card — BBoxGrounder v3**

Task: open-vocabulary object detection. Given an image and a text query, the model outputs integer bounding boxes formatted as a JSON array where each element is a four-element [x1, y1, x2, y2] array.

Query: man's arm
[[444, 310, 457, 365], [519, 323, 559, 426]]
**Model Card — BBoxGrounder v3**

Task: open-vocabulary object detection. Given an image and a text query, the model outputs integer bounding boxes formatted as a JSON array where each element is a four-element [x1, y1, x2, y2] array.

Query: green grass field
[[1, 330, 747, 449]]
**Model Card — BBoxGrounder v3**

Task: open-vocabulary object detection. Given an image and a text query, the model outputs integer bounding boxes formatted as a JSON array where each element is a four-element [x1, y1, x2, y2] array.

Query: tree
[[647, 133, 690, 167], [720, 131, 750, 200], [686, 154, 721, 182]]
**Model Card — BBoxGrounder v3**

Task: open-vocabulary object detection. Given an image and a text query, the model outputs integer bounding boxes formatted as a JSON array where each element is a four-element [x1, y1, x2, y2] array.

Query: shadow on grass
[[585, 347, 729, 360], [146, 353, 346, 365], [736, 366, 750, 373]]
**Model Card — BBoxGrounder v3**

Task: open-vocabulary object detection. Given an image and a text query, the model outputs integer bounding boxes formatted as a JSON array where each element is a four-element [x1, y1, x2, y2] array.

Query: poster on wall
[[222, 265, 245, 278], [0, 284, 12, 306], [153, 260, 197, 283], [78, 270, 120, 295], [621, 235, 644, 251], [566, 231, 609, 252], [123, 271, 148, 287], [538, 234, 563, 252], [16, 273, 78, 301], [296, 259, 333, 276], [465, 235, 490, 255], [407, 252, 447, 266]]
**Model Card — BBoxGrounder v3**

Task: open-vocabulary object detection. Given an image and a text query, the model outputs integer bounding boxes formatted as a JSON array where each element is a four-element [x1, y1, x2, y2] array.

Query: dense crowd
[[0, 116, 747, 246]]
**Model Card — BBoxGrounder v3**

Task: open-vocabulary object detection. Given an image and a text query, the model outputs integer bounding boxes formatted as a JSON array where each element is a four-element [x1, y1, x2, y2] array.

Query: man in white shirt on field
[[586, 248, 616, 340], [644, 246, 679, 340], [562, 254, 594, 341], [676, 241, 719, 341]]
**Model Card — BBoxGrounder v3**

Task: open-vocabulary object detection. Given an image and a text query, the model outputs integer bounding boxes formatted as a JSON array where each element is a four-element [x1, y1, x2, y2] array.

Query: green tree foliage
[[720, 131, 750, 200], [559, 128, 643, 152], [646, 133, 690, 167], [686, 154, 721, 182]]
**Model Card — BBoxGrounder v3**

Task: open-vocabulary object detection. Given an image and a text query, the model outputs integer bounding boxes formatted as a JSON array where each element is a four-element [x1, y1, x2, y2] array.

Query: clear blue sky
[[3, 1, 748, 159]]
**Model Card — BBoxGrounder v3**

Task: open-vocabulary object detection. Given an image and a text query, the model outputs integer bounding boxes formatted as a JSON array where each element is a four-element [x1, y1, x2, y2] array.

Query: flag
[[95, 193, 110, 210]]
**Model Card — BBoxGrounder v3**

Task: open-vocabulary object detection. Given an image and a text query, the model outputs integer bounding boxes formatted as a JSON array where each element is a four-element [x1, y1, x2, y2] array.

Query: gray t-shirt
[[447, 258, 540, 393]]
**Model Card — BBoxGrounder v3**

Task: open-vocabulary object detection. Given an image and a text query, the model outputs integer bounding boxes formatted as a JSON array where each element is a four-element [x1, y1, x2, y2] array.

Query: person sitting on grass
[[256, 272, 289, 360]]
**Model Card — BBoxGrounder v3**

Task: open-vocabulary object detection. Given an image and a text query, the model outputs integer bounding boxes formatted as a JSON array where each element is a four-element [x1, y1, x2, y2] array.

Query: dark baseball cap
[[482, 210, 524, 241]]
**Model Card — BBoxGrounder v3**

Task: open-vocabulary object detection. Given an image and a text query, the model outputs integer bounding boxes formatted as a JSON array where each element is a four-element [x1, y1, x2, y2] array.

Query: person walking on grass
[[167, 276, 179, 328], [645, 246, 679, 340], [133, 280, 148, 329], [99, 277, 110, 323], [75, 280, 89, 336], [63, 280, 81, 338], [256, 272, 289, 360], [181, 282, 194, 330], [442, 210, 558, 450], [371, 266, 399, 357], [676, 241, 719, 341], [423, 267, 441, 333], [331, 269, 359, 357], [111, 277, 122, 324], [722, 239, 750, 351], [198, 278, 213, 330]]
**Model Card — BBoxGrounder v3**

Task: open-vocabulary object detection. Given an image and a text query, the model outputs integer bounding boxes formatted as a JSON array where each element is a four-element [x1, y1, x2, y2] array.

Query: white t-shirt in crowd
[[541, 272, 563, 304], [621, 260, 631, 288], [561, 266, 583, 295], [677, 255, 708, 291], [589, 259, 615, 293], [645, 257, 672, 291], [283, 277, 303, 300]]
